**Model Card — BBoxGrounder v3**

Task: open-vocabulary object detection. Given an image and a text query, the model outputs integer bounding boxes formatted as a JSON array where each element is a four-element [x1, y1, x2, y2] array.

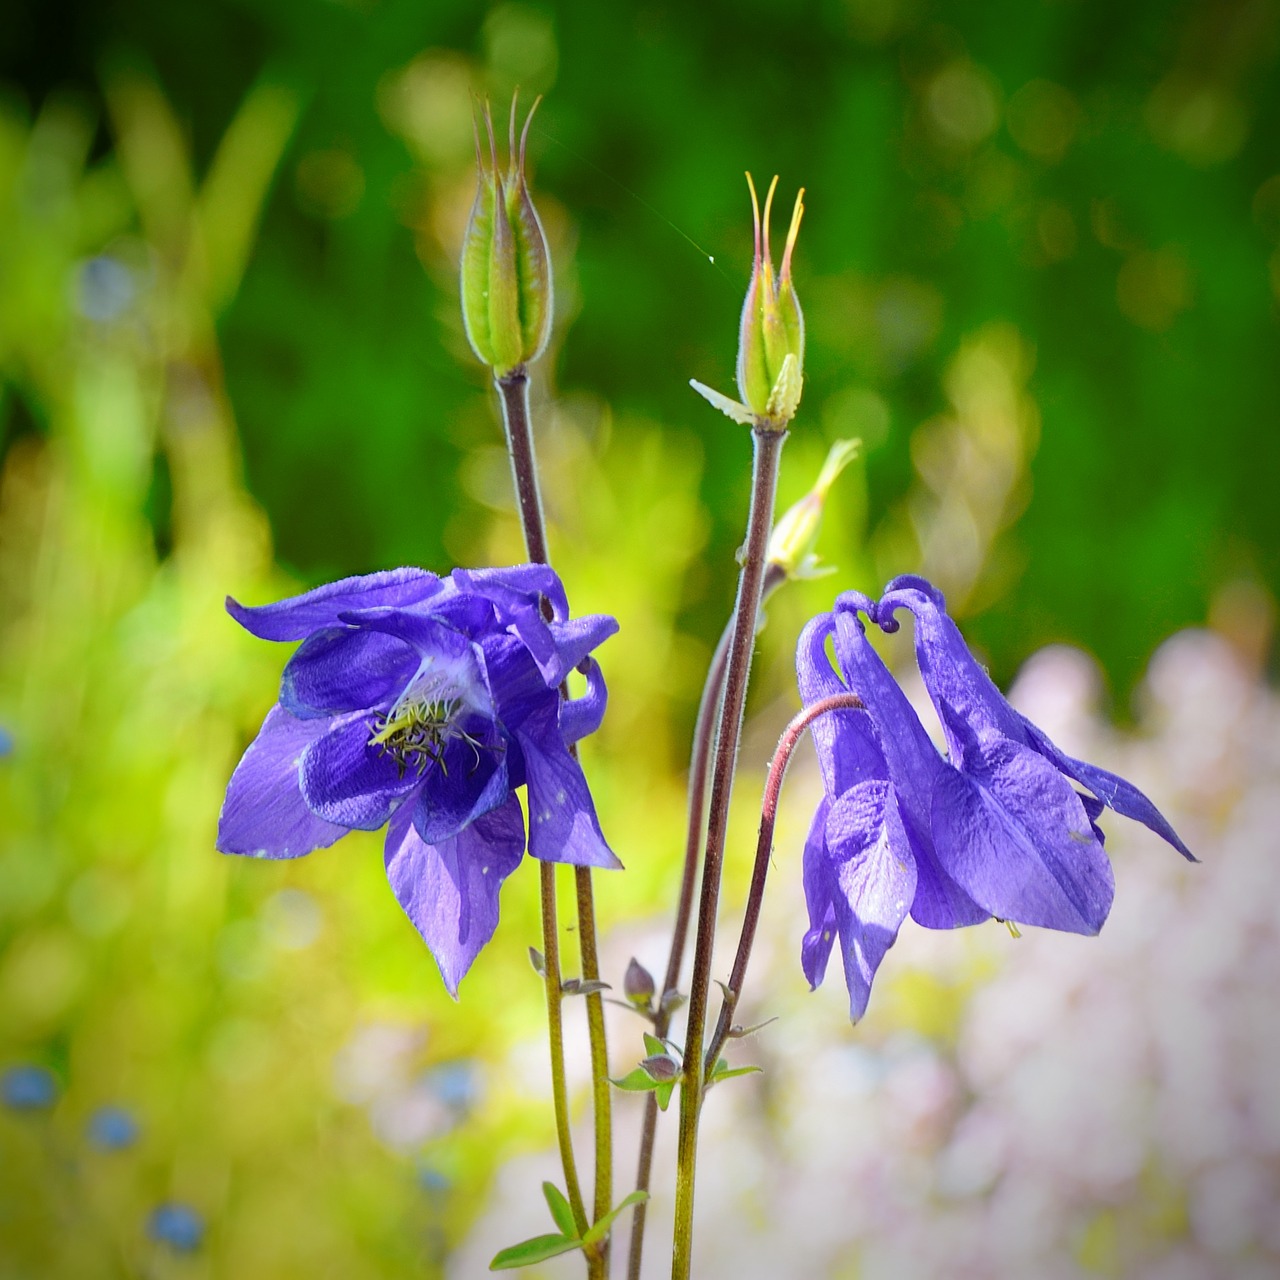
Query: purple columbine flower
[[218, 564, 620, 994], [798, 576, 1192, 1021]]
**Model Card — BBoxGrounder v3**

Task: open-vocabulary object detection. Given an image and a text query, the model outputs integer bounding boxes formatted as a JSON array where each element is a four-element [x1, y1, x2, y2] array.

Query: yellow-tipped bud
[[460, 94, 553, 378], [737, 175, 805, 418], [766, 438, 860, 578], [691, 174, 806, 428]]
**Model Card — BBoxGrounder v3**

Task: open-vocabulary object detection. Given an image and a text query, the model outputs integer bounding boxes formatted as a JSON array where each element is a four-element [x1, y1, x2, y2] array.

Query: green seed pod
[[737, 174, 805, 421], [460, 95, 553, 378], [690, 174, 806, 428]]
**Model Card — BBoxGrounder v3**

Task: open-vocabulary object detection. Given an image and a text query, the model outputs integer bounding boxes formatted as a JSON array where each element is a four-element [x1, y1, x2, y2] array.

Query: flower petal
[[338, 611, 495, 718], [824, 780, 918, 1022], [411, 719, 510, 845], [829, 610, 987, 929], [227, 569, 442, 642], [299, 714, 420, 830], [930, 739, 1115, 934], [517, 707, 621, 869], [218, 705, 349, 858], [384, 796, 526, 996], [796, 613, 885, 796], [1020, 717, 1195, 860], [875, 580, 1025, 761], [801, 797, 837, 990], [281, 627, 418, 719], [547, 615, 620, 684], [559, 658, 608, 746]]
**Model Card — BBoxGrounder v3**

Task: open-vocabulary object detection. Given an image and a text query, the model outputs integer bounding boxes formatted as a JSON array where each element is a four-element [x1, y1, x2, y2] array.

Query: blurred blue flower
[[416, 1163, 452, 1196], [77, 255, 136, 322], [1, 1065, 58, 1110], [147, 1203, 204, 1252], [218, 565, 620, 993], [797, 576, 1192, 1021], [87, 1105, 139, 1150], [0, 726, 12, 757], [425, 1060, 477, 1114]]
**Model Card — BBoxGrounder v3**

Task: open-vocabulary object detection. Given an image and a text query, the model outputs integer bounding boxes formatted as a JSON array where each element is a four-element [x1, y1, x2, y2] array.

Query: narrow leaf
[[489, 1233, 581, 1270], [581, 1190, 650, 1247], [610, 1067, 661, 1093], [541, 1182, 578, 1239], [528, 947, 545, 976], [655, 1080, 676, 1111]]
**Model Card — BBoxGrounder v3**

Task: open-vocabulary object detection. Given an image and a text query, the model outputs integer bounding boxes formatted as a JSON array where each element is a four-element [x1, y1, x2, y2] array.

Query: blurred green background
[[1, 0, 1276, 1275]]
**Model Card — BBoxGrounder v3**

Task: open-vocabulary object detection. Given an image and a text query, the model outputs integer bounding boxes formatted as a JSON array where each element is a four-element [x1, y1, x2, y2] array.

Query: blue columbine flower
[[218, 564, 620, 993], [798, 576, 1192, 1021]]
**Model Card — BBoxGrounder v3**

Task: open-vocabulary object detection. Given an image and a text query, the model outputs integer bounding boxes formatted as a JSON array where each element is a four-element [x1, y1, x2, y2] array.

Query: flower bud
[[767, 438, 860, 579], [691, 174, 805, 427], [623, 957, 656, 1009], [737, 174, 805, 420], [460, 95, 553, 378]]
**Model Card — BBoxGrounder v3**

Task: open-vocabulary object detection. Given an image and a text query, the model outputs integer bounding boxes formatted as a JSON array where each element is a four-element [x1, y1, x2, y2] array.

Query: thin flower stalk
[[705, 692, 866, 1071], [626, 561, 784, 1280], [671, 422, 787, 1280], [497, 370, 613, 1275]]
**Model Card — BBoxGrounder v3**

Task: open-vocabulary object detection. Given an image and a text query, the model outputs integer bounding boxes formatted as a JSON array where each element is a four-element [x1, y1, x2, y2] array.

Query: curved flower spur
[[217, 564, 620, 993], [798, 575, 1193, 1021]]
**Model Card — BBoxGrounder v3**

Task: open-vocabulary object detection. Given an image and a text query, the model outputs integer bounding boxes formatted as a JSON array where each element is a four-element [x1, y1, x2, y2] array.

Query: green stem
[[497, 370, 612, 1274], [625, 562, 784, 1280], [540, 861, 591, 1238], [671, 422, 787, 1280]]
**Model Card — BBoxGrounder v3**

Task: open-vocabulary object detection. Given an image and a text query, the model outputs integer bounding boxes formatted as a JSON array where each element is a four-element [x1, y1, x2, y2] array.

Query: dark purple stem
[[704, 691, 866, 1072]]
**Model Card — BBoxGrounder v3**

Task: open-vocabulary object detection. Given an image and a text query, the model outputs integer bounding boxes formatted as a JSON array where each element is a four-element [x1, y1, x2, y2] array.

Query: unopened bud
[[460, 94, 553, 377], [691, 174, 806, 427], [767, 438, 860, 578], [624, 957, 656, 1008], [737, 174, 805, 419]]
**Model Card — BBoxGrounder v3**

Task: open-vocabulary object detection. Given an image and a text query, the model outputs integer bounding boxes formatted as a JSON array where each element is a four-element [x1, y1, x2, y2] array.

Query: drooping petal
[[384, 796, 526, 996], [796, 613, 885, 796], [546, 615, 620, 685], [559, 658, 608, 746], [299, 714, 420, 830], [824, 780, 918, 1022], [876, 580, 1025, 761], [218, 705, 349, 858], [930, 739, 1115, 934], [451, 565, 566, 681], [1019, 717, 1195, 860], [829, 610, 988, 930], [281, 627, 419, 719], [411, 719, 510, 844], [227, 569, 442, 642], [517, 705, 621, 869], [879, 579, 1193, 862], [800, 797, 837, 989]]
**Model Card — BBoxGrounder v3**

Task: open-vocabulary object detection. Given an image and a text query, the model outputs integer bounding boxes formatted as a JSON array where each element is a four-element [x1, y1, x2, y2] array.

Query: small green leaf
[[541, 1182, 578, 1239], [655, 1080, 676, 1111], [582, 1190, 650, 1248], [707, 1057, 763, 1086], [610, 1067, 661, 1093], [642, 1033, 668, 1058], [489, 1233, 581, 1270]]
